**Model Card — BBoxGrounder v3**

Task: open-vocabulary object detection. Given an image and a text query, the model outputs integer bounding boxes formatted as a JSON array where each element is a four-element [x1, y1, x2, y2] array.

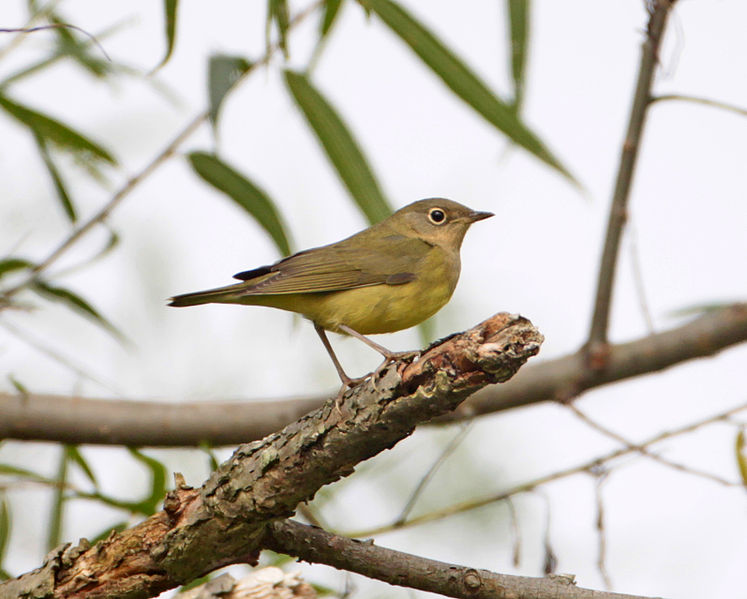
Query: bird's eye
[[428, 208, 446, 225]]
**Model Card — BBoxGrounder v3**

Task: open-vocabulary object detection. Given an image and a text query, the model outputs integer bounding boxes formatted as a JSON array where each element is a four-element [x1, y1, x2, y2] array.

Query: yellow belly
[[245, 250, 460, 334]]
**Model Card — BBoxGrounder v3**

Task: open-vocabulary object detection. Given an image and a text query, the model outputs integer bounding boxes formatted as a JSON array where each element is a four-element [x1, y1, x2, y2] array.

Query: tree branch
[[2, 304, 744, 446], [0, 313, 542, 599], [263, 519, 660, 599], [587, 0, 678, 356]]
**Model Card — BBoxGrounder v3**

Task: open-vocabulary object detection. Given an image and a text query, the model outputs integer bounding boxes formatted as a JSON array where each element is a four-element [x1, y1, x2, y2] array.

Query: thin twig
[[0, 320, 118, 393], [0, 23, 111, 61], [567, 402, 738, 488], [650, 94, 747, 117], [587, 0, 678, 356], [343, 400, 747, 537], [506, 497, 521, 567], [1, 303, 744, 446], [592, 468, 612, 589]]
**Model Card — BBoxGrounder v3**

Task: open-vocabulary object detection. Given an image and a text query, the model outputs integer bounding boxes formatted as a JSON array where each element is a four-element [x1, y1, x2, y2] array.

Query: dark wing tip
[[386, 272, 416, 285], [233, 265, 272, 281]]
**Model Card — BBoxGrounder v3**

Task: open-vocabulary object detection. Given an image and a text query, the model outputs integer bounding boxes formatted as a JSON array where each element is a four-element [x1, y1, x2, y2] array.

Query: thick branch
[[264, 519, 662, 599], [1, 304, 744, 445], [1, 313, 542, 599], [587, 0, 677, 353]]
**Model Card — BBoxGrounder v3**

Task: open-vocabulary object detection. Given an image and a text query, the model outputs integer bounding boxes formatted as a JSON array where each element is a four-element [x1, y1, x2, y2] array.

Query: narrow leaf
[[49, 14, 113, 78], [0, 95, 116, 166], [737, 429, 747, 487], [47, 446, 69, 550], [0, 258, 34, 279], [507, 0, 529, 112], [65, 445, 98, 488], [153, 0, 179, 72], [361, 0, 574, 182], [321, 0, 344, 36], [127, 448, 167, 515], [208, 54, 252, 130], [33, 132, 76, 222], [284, 70, 392, 224], [188, 152, 292, 256], [8, 375, 29, 397], [31, 280, 123, 340], [0, 463, 54, 484], [268, 0, 290, 58], [0, 496, 10, 568]]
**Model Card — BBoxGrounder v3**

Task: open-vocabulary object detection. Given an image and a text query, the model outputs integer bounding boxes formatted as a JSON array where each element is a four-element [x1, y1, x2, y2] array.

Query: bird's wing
[[233, 235, 431, 295]]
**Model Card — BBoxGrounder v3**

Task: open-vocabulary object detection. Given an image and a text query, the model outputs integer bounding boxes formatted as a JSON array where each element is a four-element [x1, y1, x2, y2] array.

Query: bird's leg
[[314, 324, 367, 394], [338, 324, 421, 371]]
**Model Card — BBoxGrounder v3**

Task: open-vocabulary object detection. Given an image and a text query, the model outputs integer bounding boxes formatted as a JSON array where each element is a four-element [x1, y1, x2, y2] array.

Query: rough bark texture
[[1, 313, 542, 599]]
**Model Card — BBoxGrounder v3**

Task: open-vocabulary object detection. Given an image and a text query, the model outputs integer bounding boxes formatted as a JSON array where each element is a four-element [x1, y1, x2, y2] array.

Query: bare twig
[[506, 497, 521, 567], [395, 422, 473, 524], [592, 468, 612, 589], [567, 402, 739, 488], [344, 399, 747, 537], [0, 320, 117, 393], [264, 519, 659, 599], [1, 303, 743, 446], [0, 23, 111, 61], [587, 0, 678, 357], [650, 94, 747, 117]]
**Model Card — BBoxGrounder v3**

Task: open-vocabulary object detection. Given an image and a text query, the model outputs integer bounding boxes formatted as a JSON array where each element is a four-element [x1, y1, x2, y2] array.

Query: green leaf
[[153, 0, 179, 72], [31, 280, 123, 341], [47, 446, 69, 550], [8, 375, 29, 397], [284, 70, 393, 225], [0, 257, 34, 280], [321, 0, 344, 37], [198, 441, 220, 472], [208, 54, 252, 130], [127, 448, 167, 515], [0, 495, 10, 572], [33, 132, 76, 222], [188, 152, 292, 256], [507, 0, 529, 112], [268, 0, 290, 59], [309, 0, 345, 71], [361, 0, 574, 183], [65, 445, 98, 488], [0, 463, 54, 484], [737, 429, 747, 487], [0, 95, 116, 167], [49, 14, 113, 79]]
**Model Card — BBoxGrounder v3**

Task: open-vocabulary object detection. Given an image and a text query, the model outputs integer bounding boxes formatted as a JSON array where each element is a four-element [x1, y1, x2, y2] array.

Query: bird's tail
[[168, 283, 247, 307]]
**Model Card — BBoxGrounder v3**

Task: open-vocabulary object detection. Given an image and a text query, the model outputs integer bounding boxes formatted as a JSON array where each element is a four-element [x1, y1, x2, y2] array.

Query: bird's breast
[[298, 246, 460, 334]]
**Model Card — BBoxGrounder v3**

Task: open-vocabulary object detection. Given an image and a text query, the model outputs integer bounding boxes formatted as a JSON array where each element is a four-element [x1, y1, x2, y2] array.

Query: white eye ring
[[428, 208, 446, 225]]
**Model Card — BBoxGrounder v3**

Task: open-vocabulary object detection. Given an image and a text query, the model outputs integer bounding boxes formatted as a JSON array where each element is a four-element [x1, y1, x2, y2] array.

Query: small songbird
[[169, 198, 492, 391]]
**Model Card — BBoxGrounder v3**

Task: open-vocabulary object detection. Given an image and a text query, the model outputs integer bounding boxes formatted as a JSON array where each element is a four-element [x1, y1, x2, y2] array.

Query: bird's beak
[[465, 210, 494, 223]]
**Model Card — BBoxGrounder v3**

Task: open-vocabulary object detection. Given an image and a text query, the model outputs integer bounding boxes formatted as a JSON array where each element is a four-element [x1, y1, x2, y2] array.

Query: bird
[[169, 198, 492, 393]]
